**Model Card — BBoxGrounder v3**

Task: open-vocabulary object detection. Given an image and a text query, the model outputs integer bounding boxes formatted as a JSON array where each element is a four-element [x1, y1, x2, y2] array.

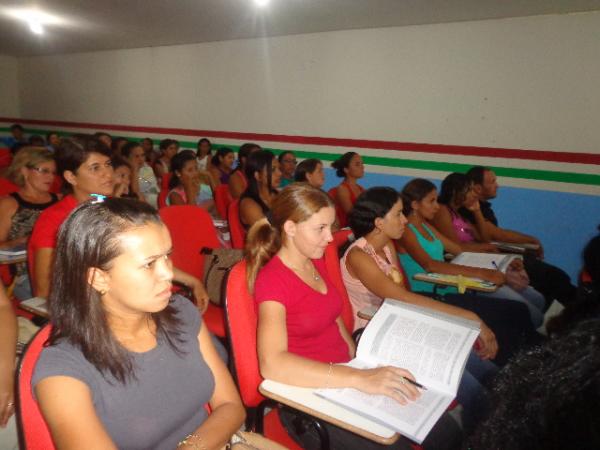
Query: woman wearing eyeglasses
[[0, 147, 59, 300]]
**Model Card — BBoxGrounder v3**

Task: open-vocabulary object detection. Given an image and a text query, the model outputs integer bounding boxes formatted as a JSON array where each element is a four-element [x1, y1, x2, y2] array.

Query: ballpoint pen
[[402, 377, 427, 390]]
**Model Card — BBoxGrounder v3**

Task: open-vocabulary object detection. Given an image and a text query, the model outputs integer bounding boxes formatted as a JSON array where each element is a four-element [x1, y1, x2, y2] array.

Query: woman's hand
[[484, 270, 506, 286], [113, 182, 129, 198], [475, 322, 498, 360], [0, 376, 14, 428], [191, 280, 210, 313], [354, 366, 421, 405]]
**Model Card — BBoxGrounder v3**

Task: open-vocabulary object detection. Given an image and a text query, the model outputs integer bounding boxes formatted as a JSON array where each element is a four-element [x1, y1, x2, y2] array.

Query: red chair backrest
[[160, 173, 171, 192], [49, 176, 62, 194], [157, 189, 169, 209], [0, 148, 11, 169], [0, 177, 19, 196], [159, 205, 220, 279], [227, 199, 246, 250], [327, 187, 347, 228], [324, 230, 355, 334], [214, 184, 232, 220], [17, 325, 56, 450], [224, 260, 265, 407]]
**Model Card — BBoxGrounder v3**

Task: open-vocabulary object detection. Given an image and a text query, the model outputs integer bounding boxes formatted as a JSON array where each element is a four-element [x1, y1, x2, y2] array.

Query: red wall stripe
[[2, 117, 599, 165]]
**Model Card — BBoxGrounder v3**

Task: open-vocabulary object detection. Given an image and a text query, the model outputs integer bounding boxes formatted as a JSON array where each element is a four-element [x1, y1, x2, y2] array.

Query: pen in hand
[[403, 377, 427, 390], [492, 261, 500, 271]]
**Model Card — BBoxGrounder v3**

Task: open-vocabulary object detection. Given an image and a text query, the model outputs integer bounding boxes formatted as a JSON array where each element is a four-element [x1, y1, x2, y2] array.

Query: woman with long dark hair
[[208, 147, 235, 185], [330, 151, 365, 227], [228, 143, 262, 198], [432, 174, 546, 326], [239, 150, 281, 229], [32, 198, 245, 449]]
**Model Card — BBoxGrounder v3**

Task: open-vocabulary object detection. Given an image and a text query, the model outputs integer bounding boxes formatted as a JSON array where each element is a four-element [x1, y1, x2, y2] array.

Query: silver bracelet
[[178, 433, 207, 450]]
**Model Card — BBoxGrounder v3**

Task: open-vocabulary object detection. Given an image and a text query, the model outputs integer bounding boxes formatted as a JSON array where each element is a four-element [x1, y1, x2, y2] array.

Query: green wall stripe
[[3, 127, 599, 187]]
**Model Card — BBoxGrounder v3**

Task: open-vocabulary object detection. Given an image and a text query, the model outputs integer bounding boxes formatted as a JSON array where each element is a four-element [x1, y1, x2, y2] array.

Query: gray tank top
[[32, 295, 215, 450]]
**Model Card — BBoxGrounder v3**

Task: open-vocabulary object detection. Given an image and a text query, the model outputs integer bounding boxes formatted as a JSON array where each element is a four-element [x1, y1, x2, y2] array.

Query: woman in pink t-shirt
[[248, 183, 460, 450]]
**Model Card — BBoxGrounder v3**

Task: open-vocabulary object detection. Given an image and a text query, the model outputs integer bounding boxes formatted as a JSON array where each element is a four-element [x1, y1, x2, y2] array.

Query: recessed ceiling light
[[254, 0, 270, 7], [2, 7, 63, 35], [29, 21, 44, 35]]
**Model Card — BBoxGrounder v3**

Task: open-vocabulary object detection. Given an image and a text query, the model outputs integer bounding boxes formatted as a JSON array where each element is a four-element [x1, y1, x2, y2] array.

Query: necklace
[[287, 260, 321, 282]]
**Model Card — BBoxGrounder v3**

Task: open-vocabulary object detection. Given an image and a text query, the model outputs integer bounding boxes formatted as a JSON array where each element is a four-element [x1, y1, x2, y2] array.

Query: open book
[[316, 299, 479, 443], [451, 251, 521, 273]]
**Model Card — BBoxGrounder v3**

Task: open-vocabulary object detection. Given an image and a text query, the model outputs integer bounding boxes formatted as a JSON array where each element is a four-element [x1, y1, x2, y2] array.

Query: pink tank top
[[450, 209, 476, 243], [340, 237, 396, 330]]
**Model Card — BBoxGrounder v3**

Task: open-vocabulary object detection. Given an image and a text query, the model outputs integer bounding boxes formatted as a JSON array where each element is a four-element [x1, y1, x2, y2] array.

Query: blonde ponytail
[[245, 218, 281, 293]]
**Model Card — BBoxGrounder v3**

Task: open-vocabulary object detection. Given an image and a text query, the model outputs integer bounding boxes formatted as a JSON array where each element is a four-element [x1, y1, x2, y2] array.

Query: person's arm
[[168, 191, 184, 206], [432, 206, 498, 252], [346, 245, 497, 360], [335, 317, 356, 357], [172, 267, 210, 313], [128, 164, 145, 202], [399, 225, 505, 285], [257, 301, 419, 404], [0, 282, 17, 427], [336, 183, 354, 214], [35, 376, 118, 450], [482, 222, 544, 257], [178, 321, 245, 450], [228, 172, 244, 199], [0, 197, 26, 248], [34, 247, 54, 298], [464, 201, 492, 242], [239, 198, 266, 228], [208, 167, 222, 187]]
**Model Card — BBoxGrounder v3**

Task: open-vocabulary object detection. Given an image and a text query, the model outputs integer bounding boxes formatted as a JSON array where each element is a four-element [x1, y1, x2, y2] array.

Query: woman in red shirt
[[247, 183, 460, 450]]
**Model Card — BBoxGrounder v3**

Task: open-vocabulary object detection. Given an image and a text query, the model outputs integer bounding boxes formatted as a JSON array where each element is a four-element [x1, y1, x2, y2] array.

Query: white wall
[[0, 55, 20, 117], [17, 11, 600, 153]]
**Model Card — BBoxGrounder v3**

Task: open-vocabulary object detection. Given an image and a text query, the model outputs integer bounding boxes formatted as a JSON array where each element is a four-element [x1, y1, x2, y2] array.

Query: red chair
[[0, 177, 19, 196], [327, 187, 347, 228], [323, 230, 355, 334], [223, 261, 302, 449], [49, 176, 62, 194], [0, 148, 11, 169], [160, 173, 171, 192], [157, 189, 169, 209], [214, 184, 232, 220], [16, 325, 56, 450], [227, 199, 246, 250], [159, 205, 226, 338]]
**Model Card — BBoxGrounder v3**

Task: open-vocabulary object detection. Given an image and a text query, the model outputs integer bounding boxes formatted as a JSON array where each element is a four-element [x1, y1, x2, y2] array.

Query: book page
[[316, 360, 452, 444], [451, 252, 519, 273], [356, 300, 479, 394]]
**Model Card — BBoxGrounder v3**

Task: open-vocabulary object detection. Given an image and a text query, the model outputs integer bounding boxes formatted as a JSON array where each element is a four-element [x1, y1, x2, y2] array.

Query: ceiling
[[2, 0, 600, 57]]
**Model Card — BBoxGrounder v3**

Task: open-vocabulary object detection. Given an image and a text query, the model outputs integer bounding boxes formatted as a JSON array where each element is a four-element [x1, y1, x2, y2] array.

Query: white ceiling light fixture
[[2, 7, 63, 35], [254, 0, 270, 7]]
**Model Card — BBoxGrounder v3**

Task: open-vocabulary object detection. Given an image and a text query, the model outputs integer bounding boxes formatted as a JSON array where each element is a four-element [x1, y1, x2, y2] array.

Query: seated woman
[[122, 141, 159, 206], [330, 152, 365, 227], [278, 151, 297, 188], [30, 137, 209, 306], [196, 138, 212, 171], [432, 174, 546, 326], [32, 198, 245, 449], [400, 178, 546, 327], [0, 147, 59, 300], [248, 183, 461, 450], [294, 158, 326, 190], [208, 147, 235, 186], [228, 143, 261, 198], [153, 138, 179, 183], [111, 156, 142, 201], [239, 150, 281, 229], [167, 150, 216, 214]]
